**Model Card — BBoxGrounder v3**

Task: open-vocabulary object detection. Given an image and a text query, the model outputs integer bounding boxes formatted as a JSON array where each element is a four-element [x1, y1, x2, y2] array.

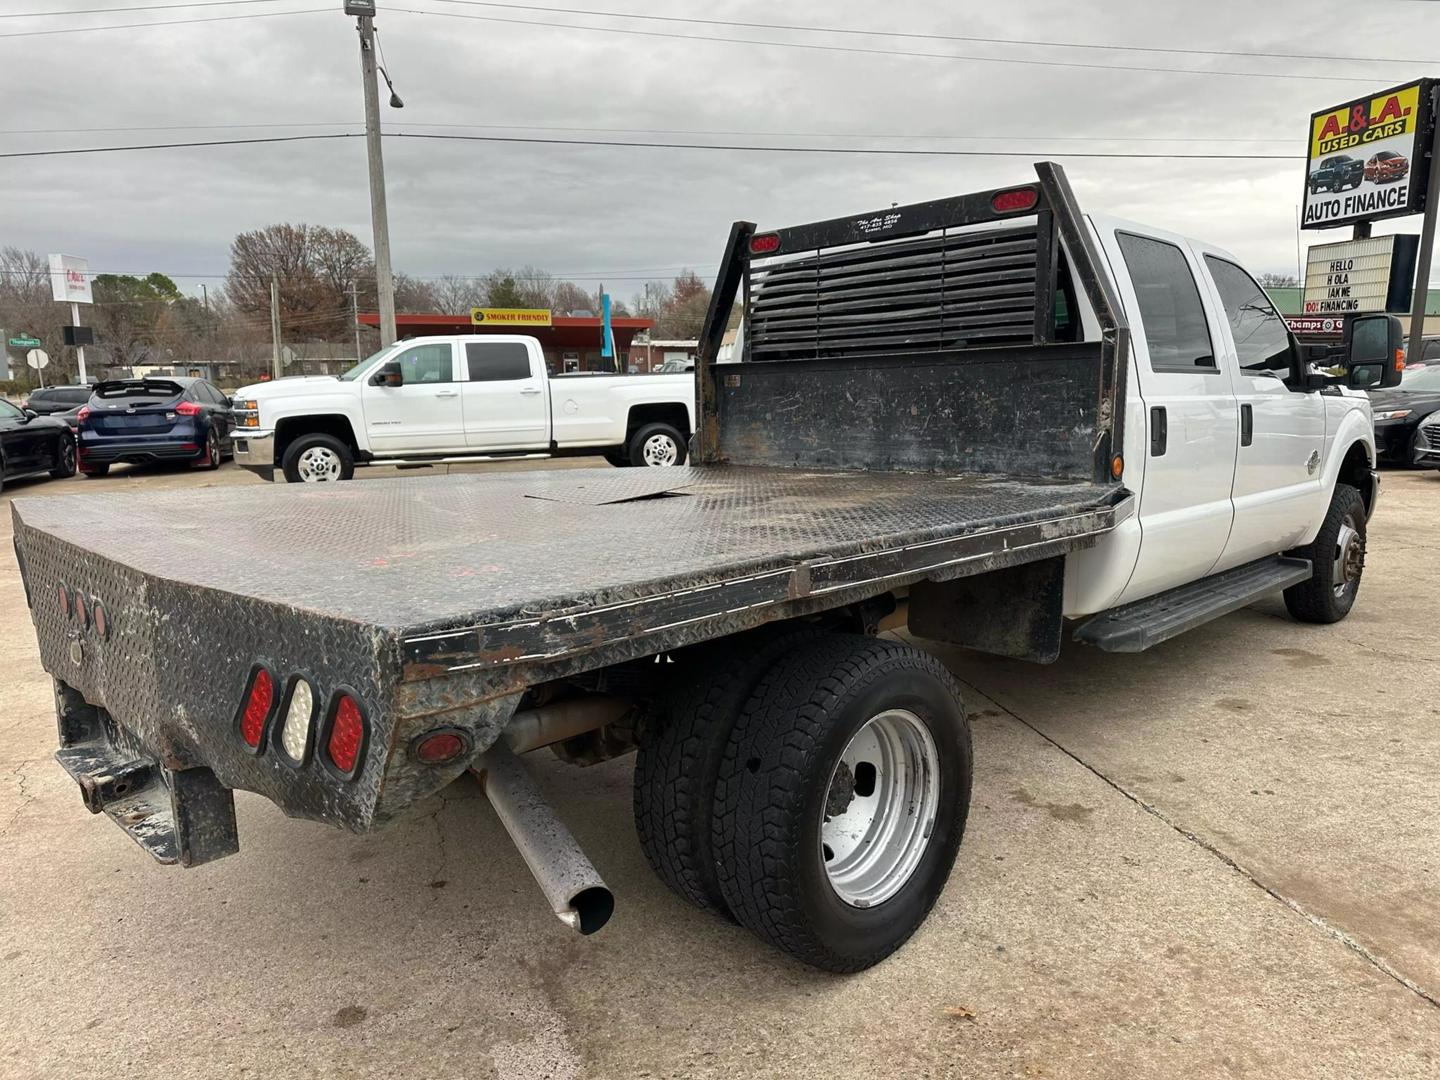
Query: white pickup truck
[[230, 336, 695, 482]]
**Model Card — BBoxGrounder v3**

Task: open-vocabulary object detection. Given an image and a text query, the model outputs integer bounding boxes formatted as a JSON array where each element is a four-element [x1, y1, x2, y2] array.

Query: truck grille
[[746, 223, 1038, 362]]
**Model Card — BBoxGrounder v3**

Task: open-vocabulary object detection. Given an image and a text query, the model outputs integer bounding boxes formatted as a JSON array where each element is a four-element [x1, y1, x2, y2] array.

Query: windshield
[[1399, 365, 1440, 391], [337, 346, 394, 381]]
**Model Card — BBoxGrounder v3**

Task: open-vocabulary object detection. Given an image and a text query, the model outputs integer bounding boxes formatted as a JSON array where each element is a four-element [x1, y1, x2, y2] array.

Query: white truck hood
[[235, 375, 343, 400]]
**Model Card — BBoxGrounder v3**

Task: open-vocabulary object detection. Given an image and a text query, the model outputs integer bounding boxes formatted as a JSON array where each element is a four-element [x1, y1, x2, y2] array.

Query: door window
[[394, 343, 454, 383], [0, 400, 23, 420], [1205, 257, 1296, 376], [465, 342, 533, 382], [1116, 233, 1217, 374]]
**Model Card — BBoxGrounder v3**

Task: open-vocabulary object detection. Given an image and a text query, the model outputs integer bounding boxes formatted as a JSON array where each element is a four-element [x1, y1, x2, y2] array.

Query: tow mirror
[[371, 361, 403, 388], [1343, 313, 1405, 389]]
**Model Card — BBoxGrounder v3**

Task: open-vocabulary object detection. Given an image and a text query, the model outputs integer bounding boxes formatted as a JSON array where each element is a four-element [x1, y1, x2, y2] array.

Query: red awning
[[356, 312, 653, 349]]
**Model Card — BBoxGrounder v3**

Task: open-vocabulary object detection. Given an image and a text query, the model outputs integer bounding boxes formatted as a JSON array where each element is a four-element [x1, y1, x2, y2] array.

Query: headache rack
[[692, 161, 1130, 485]]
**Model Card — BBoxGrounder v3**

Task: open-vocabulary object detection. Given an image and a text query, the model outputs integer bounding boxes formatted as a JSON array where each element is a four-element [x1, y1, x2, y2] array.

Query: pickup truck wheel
[[281, 434, 354, 483], [603, 451, 630, 468], [628, 423, 687, 467], [1284, 483, 1365, 624], [712, 635, 972, 972], [633, 623, 824, 918]]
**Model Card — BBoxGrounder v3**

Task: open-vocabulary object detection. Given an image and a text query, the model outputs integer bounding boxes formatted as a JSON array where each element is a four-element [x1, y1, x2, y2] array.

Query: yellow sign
[[470, 307, 552, 327]]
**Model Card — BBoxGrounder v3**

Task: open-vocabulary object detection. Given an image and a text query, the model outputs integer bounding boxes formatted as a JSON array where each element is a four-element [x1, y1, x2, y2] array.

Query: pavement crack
[[2, 760, 36, 838], [425, 790, 453, 897], [956, 677, 1440, 1012]]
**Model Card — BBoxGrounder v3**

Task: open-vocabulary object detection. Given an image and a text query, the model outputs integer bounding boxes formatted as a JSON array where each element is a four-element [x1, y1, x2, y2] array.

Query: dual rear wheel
[[634, 630, 972, 972]]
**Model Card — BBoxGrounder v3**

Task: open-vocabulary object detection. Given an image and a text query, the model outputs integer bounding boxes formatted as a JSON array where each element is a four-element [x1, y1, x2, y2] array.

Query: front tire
[[712, 635, 972, 972], [627, 422, 687, 467], [1285, 483, 1366, 623], [281, 433, 354, 483]]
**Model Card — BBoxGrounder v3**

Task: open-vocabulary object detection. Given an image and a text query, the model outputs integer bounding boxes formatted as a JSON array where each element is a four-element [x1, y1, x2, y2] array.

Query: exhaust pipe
[[502, 695, 631, 755], [470, 742, 614, 935]]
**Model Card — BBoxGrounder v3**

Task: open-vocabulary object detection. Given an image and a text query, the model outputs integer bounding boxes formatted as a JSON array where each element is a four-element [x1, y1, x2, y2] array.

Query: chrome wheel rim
[[297, 446, 342, 482], [821, 708, 940, 909], [642, 433, 679, 466], [62, 440, 75, 471], [1333, 516, 1363, 597]]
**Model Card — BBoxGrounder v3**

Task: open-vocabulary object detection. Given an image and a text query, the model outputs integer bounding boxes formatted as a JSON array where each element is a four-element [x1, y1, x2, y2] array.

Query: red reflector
[[327, 695, 366, 776], [413, 730, 468, 766], [175, 400, 202, 416], [239, 668, 274, 749], [991, 187, 1039, 213], [749, 232, 781, 255], [74, 592, 89, 629], [93, 602, 109, 639], [58, 583, 71, 618]]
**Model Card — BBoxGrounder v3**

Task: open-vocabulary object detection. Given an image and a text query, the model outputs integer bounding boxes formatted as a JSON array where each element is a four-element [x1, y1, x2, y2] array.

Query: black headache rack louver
[[692, 162, 1130, 486]]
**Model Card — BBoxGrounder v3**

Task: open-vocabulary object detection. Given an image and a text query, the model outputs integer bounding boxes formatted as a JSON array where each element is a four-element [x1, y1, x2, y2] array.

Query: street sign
[[8, 335, 41, 349], [26, 349, 50, 370]]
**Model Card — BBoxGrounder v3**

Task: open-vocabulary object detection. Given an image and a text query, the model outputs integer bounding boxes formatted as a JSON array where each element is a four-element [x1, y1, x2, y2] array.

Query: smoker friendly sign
[[1302, 80, 1434, 230]]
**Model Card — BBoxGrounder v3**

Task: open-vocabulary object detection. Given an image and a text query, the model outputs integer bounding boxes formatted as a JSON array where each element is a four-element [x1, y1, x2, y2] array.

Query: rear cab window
[[465, 342, 534, 382], [1116, 233, 1217, 374]]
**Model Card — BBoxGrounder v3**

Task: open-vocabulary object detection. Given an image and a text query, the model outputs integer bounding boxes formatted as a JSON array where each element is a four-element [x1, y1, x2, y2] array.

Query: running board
[[379, 453, 552, 469], [1074, 555, 1312, 653]]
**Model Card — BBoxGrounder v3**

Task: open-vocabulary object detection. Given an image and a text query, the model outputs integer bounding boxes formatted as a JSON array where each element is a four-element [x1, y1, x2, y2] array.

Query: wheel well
[[625, 403, 691, 442], [273, 415, 359, 465], [1337, 441, 1374, 515]]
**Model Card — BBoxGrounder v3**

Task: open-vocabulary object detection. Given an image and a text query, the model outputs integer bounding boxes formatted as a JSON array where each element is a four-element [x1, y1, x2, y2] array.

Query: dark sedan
[[1369, 364, 1440, 464], [23, 384, 92, 416], [0, 398, 76, 491], [76, 376, 234, 477]]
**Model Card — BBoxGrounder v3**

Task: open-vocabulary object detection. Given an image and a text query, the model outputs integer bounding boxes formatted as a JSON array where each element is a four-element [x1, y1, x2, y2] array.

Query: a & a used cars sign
[[1302, 80, 1434, 231]]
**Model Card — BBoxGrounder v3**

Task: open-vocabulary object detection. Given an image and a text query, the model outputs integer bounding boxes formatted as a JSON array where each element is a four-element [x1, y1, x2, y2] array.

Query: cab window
[[1205, 257, 1295, 377], [393, 343, 454, 383], [1116, 233, 1216, 374], [466, 342, 533, 382]]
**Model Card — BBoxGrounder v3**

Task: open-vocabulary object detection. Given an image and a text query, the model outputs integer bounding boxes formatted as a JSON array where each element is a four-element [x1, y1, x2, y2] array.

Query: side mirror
[[370, 361, 403, 387], [22, 408, 37, 420], [1343, 313, 1405, 389]]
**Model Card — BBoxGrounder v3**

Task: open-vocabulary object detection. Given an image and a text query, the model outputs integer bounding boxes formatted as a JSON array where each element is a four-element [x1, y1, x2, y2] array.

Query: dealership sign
[[1302, 80, 1434, 231], [470, 307, 552, 327], [1302, 235, 1420, 315], [1284, 316, 1343, 339]]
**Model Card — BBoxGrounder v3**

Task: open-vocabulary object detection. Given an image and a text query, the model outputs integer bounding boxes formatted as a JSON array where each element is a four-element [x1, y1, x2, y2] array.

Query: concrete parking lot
[[1, 459, 1437, 1079]]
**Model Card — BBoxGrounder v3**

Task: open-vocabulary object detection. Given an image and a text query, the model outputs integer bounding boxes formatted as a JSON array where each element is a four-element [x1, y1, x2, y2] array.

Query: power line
[[0, 119, 1297, 144], [388, 6, 1401, 83], [0, 129, 1305, 160], [0, 1, 294, 18], [422, 0, 1440, 68], [0, 6, 327, 38]]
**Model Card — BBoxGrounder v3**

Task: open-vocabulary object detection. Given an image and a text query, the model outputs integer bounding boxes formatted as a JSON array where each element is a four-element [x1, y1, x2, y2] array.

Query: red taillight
[[58, 583, 71, 618], [73, 592, 89, 629], [412, 729, 469, 766], [238, 668, 274, 750], [749, 232, 781, 255], [93, 601, 109, 639], [991, 187, 1039, 214], [326, 694, 366, 777], [76, 406, 91, 423], [175, 400, 202, 416]]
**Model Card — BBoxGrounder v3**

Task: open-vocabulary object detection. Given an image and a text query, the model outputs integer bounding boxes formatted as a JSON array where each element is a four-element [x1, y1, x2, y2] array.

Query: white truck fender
[[1300, 406, 1377, 545]]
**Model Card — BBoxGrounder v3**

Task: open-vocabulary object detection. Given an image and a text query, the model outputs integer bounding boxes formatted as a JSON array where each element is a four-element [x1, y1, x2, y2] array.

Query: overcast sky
[[3, 0, 1438, 305]]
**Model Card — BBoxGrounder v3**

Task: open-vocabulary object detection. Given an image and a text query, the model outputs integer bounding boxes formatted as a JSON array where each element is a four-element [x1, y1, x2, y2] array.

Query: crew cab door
[[460, 339, 550, 451], [1099, 225, 1240, 603], [361, 340, 466, 454], [1197, 252, 1328, 570]]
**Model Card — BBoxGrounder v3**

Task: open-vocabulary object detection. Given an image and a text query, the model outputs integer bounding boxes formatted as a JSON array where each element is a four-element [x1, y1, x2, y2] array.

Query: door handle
[[519, 387, 542, 396], [1240, 403, 1253, 447], [435, 390, 459, 398], [1149, 406, 1167, 456]]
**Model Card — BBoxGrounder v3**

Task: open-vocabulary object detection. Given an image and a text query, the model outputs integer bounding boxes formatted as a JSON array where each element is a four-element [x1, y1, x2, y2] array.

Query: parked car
[[75, 376, 234, 477], [230, 339, 696, 481], [1364, 150, 1409, 184], [1415, 412, 1440, 468], [1368, 363, 1440, 464], [1402, 335, 1440, 366], [14, 163, 1399, 973], [1309, 155, 1365, 192], [0, 398, 75, 491], [22, 384, 91, 416]]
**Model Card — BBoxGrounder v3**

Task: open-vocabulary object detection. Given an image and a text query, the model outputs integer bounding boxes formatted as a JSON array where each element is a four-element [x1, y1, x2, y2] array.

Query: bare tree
[[429, 274, 486, 314], [1258, 272, 1300, 288]]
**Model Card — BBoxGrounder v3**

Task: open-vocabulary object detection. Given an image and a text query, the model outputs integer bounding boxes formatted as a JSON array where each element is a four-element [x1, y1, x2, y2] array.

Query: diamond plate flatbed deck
[[15, 465, 1130, 677]]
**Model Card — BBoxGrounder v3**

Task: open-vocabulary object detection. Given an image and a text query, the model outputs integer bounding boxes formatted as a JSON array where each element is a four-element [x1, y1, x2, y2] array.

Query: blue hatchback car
[[76, 376, 234, 477]]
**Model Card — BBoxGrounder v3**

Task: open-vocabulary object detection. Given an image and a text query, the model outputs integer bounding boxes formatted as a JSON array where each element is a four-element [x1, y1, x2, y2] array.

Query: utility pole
[[270, 275, 283, 380], [350, 280, 362, 361], [355, 7, 398, 347], [1408, 83, 1440, 364]]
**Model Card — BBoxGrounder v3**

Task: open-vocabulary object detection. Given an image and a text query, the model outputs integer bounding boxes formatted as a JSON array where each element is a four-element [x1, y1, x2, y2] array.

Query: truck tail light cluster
[[57, 583, 109, 639], [233, 666, 368, 781]]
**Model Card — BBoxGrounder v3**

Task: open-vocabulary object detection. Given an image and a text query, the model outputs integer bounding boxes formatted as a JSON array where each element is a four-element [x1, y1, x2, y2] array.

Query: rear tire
[[201, 427, 221, 470], [281, 433, 354, 483], [50, 437, 76, 479], [712, 635, 972, 972], [633, 623, 823, 917], [80, 464, 109, 478], [627, 423, 687, 467], [1284, 483, 1366, 624]]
